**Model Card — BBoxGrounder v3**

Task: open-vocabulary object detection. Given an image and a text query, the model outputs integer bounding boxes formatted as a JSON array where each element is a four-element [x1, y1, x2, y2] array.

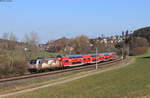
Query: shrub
[[0, 50, 27, 78], [130, 47, 148, 56], [11, 59, 27, 74]]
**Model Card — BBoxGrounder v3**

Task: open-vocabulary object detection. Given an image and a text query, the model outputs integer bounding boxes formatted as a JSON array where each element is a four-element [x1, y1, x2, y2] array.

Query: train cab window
[[30, 60, 37, 64]]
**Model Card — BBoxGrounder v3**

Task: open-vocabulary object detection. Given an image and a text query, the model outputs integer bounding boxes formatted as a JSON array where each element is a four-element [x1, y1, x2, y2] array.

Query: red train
[[28, 52, 119, 72]]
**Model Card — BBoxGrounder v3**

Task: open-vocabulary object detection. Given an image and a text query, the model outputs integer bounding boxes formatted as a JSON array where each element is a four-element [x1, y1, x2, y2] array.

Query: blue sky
[[0, 0, 150, 43]]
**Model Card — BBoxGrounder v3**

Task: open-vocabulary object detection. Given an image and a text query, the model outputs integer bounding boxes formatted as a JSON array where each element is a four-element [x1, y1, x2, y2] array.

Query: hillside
[[133, 26, 150, 44]]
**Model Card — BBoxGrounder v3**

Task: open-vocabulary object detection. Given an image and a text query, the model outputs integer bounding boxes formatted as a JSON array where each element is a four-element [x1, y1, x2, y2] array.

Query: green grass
[[7, 49, 150, 98]]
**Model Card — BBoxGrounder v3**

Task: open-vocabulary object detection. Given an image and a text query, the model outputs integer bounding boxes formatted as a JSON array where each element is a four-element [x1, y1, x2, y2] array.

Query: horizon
[[0, 0, 150, 43]]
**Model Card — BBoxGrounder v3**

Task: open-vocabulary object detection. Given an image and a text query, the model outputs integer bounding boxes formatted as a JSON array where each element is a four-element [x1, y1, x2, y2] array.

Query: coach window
[[64, 60, 69, 62]]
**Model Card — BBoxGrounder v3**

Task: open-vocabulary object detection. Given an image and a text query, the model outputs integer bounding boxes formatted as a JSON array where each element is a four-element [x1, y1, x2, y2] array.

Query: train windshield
[[30, 60, 37, 64]]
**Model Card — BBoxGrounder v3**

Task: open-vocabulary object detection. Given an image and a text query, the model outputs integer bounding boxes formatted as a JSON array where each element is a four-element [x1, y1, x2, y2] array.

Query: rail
[[0, 58, 124, 83]]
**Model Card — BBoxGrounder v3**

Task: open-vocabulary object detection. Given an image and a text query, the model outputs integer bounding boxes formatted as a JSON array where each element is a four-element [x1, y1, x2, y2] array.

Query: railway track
[[0, 58, 124, 83]]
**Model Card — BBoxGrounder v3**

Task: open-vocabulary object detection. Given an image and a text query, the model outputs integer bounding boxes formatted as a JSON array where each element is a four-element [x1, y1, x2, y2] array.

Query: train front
[[28, 59, 39, 72]]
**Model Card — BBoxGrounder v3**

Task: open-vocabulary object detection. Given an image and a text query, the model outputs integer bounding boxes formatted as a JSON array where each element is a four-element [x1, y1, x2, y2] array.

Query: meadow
[[6, 49, 150, 98]]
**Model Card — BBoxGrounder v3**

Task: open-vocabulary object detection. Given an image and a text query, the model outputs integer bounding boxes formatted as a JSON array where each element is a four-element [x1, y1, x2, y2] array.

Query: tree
[[9, 32, 17, 41], [129, 37, 149, 55], [1, 32, 17, 50], [24, 32, 39, 59], [24, 32, 39, 46], [116, 36, 149, 56], [129, 37, 148, 48], [2, 32, 9, 40], [72, 35, 90, 54], [125, 30, 129, 36], [46, 37, 71, 54]]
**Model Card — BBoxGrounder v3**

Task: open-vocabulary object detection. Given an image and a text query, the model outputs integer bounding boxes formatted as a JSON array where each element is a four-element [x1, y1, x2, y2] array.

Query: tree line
[[45, 35, 117, 55], [116, 28, 149, 56]]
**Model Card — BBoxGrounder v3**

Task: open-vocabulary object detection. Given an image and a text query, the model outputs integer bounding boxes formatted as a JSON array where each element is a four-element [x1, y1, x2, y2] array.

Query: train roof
[[88, 52, 116, 56], [102, 52, 117, 55], [45, 58, 57, 60], [65, 54, 83, 58], [88, 54, 97, 57]]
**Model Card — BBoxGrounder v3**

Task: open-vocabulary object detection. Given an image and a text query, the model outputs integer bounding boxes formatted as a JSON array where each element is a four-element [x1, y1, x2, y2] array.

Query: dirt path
[[0, 57, 135, 98]]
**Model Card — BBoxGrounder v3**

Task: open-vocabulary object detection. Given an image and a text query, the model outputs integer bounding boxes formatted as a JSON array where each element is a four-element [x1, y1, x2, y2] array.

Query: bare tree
[[129, 37, 149, 55], [9, 32, 17, 41], [2, 32, 17, 41], [24, 32, 39, 46], [24, 32, 39, 59], [1, 32, 17, 50], [2, 32, 9, 40]]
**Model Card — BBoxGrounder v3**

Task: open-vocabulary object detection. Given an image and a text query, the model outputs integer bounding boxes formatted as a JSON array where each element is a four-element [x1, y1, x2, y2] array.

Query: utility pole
[[127, 46, 130, 57], [96, 33, 98, 70], [121, 31, 125, 60], [96, 47, 98, 69], [122, 48, 124, 60]]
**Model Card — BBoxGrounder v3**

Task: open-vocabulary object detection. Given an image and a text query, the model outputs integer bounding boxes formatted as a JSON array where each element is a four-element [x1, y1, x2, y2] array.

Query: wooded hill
[[133, 26, 150, 45]]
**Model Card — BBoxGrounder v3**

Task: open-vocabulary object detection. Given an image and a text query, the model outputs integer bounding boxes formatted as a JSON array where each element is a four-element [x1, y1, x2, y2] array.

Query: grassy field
[[6, 49, 150, 98]]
